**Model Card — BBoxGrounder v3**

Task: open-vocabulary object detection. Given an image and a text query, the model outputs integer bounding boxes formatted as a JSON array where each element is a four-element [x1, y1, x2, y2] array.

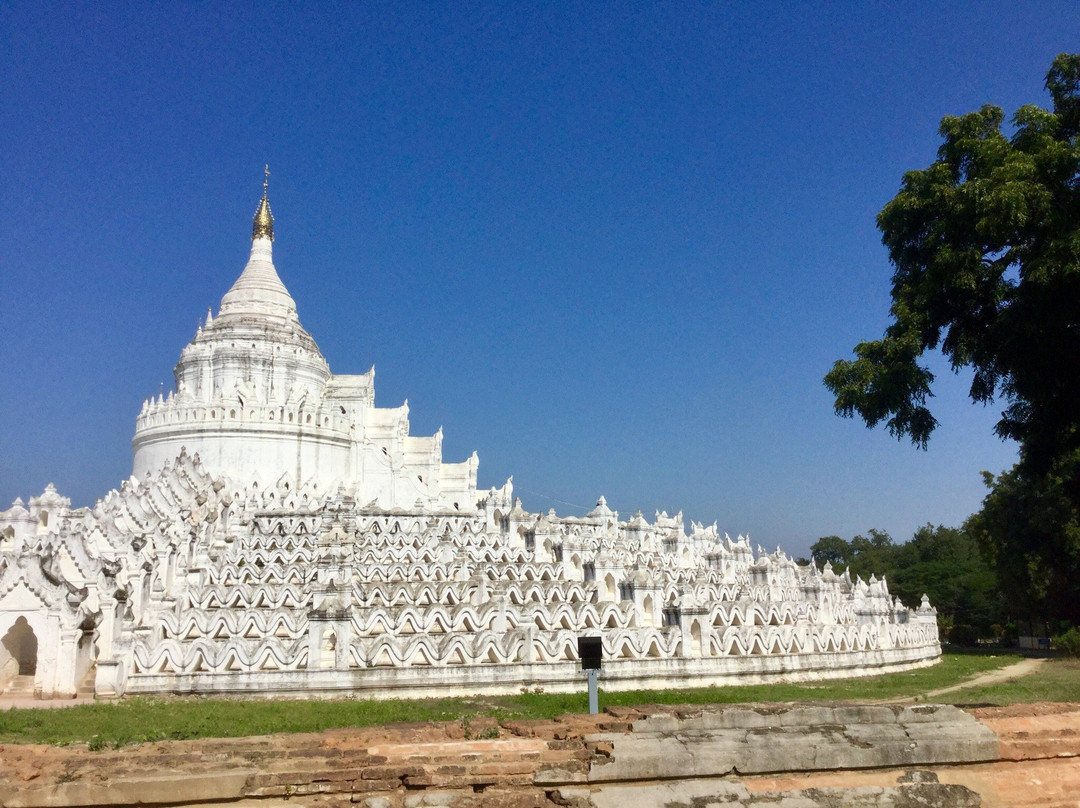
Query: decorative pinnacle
[[252, 165, 274, 242]]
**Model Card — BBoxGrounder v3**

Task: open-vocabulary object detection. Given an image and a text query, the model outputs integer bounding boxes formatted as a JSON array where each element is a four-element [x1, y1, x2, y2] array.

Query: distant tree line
[[810, 461, 1080, 645], [809, 524, 1002, 646]]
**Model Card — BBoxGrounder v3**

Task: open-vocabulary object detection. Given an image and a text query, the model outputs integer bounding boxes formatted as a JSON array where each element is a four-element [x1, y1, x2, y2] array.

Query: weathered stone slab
[[3, 771, 256, 808], [583, 704, 999, 782], [403, 791, 467, 807], [588, 773, 982, 808], [590, 779, 753, 808], [534, 766, 590, 786]]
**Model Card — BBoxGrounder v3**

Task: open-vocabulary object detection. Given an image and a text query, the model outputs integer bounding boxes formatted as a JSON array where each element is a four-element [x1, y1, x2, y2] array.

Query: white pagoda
[[132, 176, 477, 510], [0, 178, 939, 699]]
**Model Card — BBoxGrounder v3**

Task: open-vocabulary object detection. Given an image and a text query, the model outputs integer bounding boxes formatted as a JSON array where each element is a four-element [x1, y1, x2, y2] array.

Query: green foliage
[[1053, 627, 1080, 657], [825, 53, 1080, 476], [968, 451, 1080, 626], [810, 535, 849, 568], [847, 528, 899, 581], [948, 624, 979, 647], [810, 524, 1003, 638], [810, 528, 897, 580], [824, 53, 1080, 630], [892, 524, 1002, 636]]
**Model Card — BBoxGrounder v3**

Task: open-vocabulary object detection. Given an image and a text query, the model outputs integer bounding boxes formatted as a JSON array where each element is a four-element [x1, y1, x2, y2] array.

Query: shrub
[[949, 624, 979, 647], [1052, 626, 1080, 657]]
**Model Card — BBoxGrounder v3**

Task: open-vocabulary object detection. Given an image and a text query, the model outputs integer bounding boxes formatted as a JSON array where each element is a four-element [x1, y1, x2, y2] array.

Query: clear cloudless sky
[[2, 2, 1076, 560]]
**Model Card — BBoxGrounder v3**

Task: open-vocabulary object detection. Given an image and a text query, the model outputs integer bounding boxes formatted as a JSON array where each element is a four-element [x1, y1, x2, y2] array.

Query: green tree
[[810, 535, 850, 569], [889, 524, 1002, 641], [824, 53, 1080, 477], [810, 529, 895, 579], [967, 452, 1080, 628], [810, 525, 1003, 642], [824, 54, 1080, 628], [846, 528, 897, 582]]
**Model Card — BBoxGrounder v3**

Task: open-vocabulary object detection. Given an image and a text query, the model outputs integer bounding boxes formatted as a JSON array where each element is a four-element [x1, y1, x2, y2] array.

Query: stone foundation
[[1, 701, 1076, 808]]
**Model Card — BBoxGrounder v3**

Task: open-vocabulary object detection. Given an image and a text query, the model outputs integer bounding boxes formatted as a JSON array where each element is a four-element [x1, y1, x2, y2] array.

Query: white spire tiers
[[132, 176, 478, 510], [217, 234, 298, 320], [219, 173, 296, 320], [1, 175, 939, 700]]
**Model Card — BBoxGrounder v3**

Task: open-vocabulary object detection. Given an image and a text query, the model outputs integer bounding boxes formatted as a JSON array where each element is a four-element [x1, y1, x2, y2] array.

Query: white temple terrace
[[0, 179, 940, 699]]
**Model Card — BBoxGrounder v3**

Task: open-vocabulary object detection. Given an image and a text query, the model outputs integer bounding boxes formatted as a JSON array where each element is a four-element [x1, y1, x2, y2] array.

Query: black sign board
[[578, 636, 602, 670]]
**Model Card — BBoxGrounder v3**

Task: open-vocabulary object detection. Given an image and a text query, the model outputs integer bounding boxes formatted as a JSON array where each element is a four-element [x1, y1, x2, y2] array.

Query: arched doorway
[[320, 628, 337, 668], [2, 617, 38, 675]]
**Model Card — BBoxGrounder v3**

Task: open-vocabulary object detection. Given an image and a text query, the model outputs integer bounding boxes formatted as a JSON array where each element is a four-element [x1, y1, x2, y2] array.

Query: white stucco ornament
[[0, 177, 939, 699]]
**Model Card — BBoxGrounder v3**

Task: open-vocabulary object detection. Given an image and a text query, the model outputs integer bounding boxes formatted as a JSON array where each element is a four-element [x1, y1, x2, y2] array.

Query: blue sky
[[2, 2, 1075, 559]]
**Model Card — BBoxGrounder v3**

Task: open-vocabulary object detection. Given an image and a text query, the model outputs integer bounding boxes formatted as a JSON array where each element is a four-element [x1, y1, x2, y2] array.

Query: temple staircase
[[77, 663, 97, 699], [2, 675, 36, 698]]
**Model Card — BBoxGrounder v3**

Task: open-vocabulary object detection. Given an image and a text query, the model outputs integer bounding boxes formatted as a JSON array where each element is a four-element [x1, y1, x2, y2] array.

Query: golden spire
[[252, 165, 274, 242]]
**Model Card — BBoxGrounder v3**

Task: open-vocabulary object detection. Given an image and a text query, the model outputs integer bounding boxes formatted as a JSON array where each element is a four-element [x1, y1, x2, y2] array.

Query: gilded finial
[[252, 165, 274, 242]]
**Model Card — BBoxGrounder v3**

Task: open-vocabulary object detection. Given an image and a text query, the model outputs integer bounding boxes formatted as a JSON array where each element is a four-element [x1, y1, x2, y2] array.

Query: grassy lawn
[[0, 652, 1067, 748], [944, 657, 1080, 704]]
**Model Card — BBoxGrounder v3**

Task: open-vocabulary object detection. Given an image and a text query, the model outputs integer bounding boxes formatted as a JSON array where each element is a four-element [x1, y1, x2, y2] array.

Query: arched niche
[[1, 616, 38, 676], [320, 628, 337, 668]]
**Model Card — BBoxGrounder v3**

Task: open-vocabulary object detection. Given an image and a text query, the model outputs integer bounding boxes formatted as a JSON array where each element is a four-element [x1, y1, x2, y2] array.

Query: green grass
[[596, 653, 1014, 708], [945, 657, 1080, 705], [0, 653, 1049, 748]]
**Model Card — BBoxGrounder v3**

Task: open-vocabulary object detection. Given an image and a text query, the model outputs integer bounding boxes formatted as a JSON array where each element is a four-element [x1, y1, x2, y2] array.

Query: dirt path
[[925, 656, 1046, 697], [877, 656, 1046, 704]]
